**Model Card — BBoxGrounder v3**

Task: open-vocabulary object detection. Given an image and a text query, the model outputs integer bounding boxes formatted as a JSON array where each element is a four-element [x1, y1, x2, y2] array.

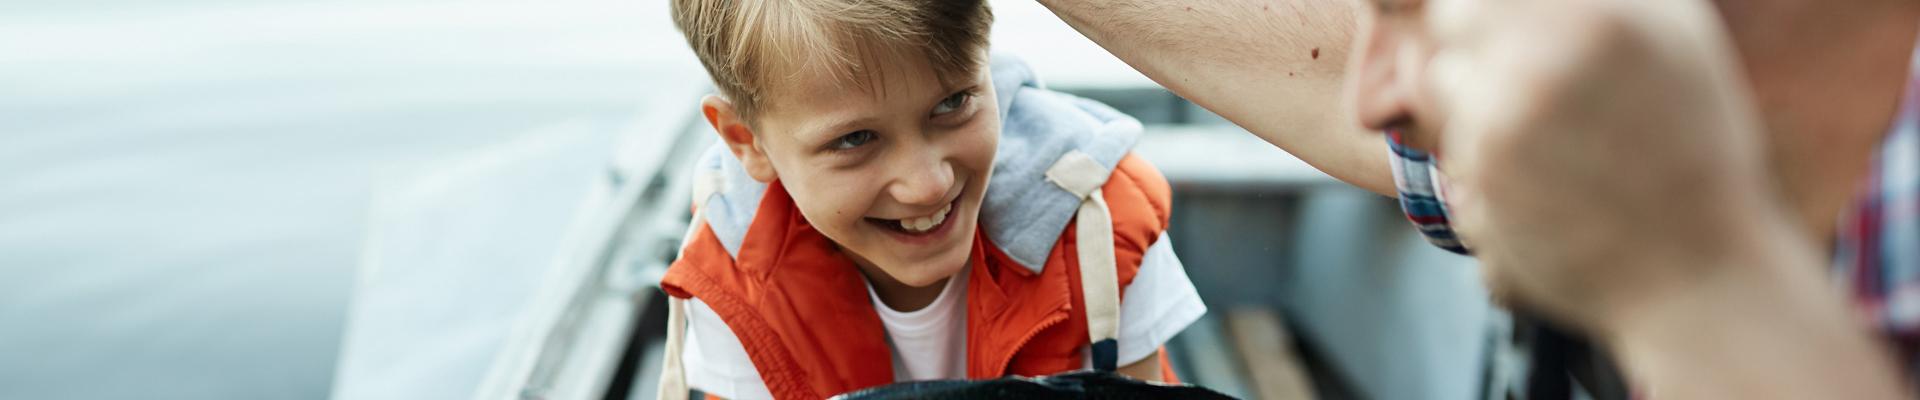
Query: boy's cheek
[[961, 120, 1002, 170], [786, 173, 876, 228]]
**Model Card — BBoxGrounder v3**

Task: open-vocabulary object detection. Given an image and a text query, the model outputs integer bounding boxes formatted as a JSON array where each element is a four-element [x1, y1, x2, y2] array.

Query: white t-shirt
[[680, 233, 1205, 400], [872, 264, 969, 382]]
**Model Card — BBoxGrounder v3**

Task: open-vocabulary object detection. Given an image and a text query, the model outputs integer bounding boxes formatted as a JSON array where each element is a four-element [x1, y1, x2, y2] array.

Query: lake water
[[0, 1, 692, 398]]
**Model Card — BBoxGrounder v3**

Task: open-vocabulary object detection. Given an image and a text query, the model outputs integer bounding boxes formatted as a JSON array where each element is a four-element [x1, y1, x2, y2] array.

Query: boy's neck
[[868, 274, 950, 312], [844, 251, 955, 312]]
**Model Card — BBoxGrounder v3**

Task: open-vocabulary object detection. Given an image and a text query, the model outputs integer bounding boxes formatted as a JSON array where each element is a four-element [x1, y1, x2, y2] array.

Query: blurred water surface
[[0, 1, 692, 398]]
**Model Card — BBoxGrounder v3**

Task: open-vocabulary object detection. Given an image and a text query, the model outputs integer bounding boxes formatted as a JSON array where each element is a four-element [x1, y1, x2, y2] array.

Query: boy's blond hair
[[671, 0, 993, 121]]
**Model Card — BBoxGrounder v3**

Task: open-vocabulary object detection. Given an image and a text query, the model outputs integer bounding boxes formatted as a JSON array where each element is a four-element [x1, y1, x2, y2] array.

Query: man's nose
[[1351, 25, 1417, 134], [1350, 23, 1446, 153]]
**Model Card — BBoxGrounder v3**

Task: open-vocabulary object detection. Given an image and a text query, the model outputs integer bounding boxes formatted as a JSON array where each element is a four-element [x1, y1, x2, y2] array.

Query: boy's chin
[[882, 248, 972, 288]]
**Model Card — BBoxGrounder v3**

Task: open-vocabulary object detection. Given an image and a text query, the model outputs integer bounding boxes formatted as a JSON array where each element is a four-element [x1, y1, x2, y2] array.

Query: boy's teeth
[[897, 204, 953, 233]]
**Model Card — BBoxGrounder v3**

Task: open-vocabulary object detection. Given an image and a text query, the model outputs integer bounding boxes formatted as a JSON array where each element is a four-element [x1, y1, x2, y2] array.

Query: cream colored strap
[[679, 171, 721, 258], [690, 170, 723, 212], [656, 297, 690, 400], [658, 169, 715, 399], [1044, 151, 1121, 372]]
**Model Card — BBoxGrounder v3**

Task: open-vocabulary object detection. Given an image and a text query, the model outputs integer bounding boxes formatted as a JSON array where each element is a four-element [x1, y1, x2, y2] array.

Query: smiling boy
[[653, 1, 1207, 399]]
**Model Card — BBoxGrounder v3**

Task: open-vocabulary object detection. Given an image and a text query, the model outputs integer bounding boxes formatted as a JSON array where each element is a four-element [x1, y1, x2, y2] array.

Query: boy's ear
[[701, 95, 778, 183]]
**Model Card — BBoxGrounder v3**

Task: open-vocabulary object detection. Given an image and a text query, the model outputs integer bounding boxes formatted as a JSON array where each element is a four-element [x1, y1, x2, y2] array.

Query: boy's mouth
[[866, 201, 957, 237]]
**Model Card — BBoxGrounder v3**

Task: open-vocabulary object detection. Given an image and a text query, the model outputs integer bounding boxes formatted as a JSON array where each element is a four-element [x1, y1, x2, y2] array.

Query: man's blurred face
[[1345, 0, 1447, 153], [1343, 0, 1917, 239], [1344, 0, 1916, 160]]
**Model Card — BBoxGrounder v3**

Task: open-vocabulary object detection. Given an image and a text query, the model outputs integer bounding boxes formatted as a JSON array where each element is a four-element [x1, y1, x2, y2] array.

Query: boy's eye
[[828, 130, 877, 151], [931, 91, 972, 116]]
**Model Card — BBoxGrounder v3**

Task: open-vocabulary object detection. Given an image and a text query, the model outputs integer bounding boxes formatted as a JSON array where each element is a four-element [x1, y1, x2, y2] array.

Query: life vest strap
[[682, 169, 722, 259], [1046, 150, 1122, 372], [657, 296, 691, 400], [660, 168, 711, 399]]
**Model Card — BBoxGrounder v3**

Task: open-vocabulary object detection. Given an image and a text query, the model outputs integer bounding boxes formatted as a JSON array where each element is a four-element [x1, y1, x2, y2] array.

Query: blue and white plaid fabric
[[1835, 48, 1920, 345], [1386, 130, 1470, 255]]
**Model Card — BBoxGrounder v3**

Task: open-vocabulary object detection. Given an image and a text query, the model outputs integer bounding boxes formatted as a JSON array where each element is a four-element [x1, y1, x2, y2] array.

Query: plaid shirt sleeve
[[1386, 130, 1471, 255], [1835, 63, 1920, 351]]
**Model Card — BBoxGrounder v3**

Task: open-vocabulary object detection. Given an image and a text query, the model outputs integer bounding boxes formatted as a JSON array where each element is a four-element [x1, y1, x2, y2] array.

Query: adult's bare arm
[[1035, 0, 1393, 195]]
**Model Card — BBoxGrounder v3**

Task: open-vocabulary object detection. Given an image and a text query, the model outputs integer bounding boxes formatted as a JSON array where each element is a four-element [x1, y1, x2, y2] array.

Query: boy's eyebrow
[[798, 115, 881, 143], [790, 77, 978, 144]]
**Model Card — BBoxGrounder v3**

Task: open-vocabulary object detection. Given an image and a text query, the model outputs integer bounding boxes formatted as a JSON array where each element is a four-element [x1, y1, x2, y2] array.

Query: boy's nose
[[888, 160, 956, 207]]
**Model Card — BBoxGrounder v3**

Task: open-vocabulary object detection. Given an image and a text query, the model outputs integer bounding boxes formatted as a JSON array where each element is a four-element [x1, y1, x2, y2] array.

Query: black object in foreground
[[830, 371, 1239, 400]]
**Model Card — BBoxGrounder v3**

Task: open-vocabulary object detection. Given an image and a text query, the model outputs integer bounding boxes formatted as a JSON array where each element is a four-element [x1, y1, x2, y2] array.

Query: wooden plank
[[1169, 315, 1253, 398], [1224, 307, 1319, 400]]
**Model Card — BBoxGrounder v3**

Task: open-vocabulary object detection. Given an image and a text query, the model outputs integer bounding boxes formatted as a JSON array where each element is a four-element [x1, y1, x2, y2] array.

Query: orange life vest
[[659, 154, 1173, 400]]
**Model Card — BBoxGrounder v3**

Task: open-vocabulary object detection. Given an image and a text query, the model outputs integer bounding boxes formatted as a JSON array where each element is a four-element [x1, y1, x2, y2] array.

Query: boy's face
[[711, 50, 999, 288]]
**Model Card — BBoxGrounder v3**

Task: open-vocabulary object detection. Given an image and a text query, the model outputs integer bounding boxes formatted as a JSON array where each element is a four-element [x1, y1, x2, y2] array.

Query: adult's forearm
[[1034, 0, 1394, 195]]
